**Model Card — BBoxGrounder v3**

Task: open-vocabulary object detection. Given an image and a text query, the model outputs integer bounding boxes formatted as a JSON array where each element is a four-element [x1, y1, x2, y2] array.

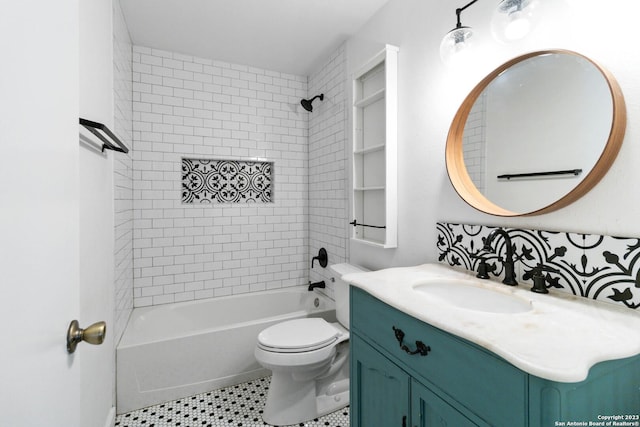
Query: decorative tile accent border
[[437, 222, 640, 310], [182, 159, 272, 204]]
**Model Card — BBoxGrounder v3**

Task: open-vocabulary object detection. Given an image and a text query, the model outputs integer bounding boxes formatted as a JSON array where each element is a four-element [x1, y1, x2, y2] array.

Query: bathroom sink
[[413, 279, 533, 314]]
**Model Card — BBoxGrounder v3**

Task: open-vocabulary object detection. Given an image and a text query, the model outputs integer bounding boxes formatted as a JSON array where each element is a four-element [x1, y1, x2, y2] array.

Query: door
[[411, 380, 479, 427], [1, 1, 113, 426], [0, 1, 82, 426], [351, 334, 410, 427]]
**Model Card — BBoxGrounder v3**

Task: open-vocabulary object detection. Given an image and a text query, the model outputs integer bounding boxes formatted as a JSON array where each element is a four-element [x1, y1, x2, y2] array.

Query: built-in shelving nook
[[351, 45, 398, 248]]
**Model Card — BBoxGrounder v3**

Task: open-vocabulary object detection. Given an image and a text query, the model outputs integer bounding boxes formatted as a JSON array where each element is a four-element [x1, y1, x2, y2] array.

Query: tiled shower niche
[[437, 222, 640, 310], [182, 158, 273, 204]]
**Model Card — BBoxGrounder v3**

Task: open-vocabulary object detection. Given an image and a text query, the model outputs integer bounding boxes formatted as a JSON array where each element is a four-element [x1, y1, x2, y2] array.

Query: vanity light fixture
[[441, 0, 541, 64], [491, 0, 540, 42], [439, 0, 480, 64]]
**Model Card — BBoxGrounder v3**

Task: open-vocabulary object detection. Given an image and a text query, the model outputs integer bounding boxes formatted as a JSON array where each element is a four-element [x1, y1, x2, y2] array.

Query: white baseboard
[[103, 406, 116, 427]]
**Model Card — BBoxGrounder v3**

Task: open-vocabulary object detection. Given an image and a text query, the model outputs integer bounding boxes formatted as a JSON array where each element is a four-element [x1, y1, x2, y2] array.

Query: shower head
[[300, 94, 324, 112]]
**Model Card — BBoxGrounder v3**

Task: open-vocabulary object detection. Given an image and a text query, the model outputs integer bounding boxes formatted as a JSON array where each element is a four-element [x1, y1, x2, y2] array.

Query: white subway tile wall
[[132, 45, 309, 307], [308, 44, 349, 297], [113, 0, 134, 341]]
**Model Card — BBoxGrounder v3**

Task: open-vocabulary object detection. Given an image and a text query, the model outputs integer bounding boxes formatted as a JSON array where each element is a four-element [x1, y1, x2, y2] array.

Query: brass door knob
[[66, 320, 106, 354]]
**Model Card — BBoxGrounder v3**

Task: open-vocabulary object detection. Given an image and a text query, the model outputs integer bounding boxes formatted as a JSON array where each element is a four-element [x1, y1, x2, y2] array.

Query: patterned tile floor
[[115, 376, 349, 427]]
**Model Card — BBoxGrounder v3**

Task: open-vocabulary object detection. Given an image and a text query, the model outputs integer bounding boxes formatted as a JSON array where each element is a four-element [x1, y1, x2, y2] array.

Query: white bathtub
[[116, 288, 336, 414]]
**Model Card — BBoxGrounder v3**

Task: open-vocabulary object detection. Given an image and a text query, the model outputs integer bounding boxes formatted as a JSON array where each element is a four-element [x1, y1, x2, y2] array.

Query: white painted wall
[[348, 0, 640, 270], [308, 44, 350, 297]]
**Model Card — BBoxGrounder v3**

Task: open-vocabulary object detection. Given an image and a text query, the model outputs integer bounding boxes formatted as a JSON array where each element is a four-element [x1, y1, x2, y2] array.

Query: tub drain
[[314, 298, 320, 308]]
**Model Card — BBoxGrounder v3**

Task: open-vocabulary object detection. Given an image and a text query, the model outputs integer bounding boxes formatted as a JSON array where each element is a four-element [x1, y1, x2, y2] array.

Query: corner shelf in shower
[[351, 45, 398, 249]]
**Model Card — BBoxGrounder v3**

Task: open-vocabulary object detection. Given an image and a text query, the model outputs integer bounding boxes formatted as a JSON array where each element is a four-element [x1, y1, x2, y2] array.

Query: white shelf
[[351, 45, 398, 249], [354, 88, 385, 109], [354, 186, 385, 191], [354, 144, 385, 155], [350, 237, 387, 248]]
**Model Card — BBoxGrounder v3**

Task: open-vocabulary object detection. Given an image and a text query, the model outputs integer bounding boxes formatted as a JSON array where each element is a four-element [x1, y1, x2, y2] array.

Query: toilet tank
[[329, 263, 369, 329]]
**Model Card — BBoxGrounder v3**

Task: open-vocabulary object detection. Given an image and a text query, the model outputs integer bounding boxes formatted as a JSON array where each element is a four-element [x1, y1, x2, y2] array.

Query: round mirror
[[445, 50, 626, 216]]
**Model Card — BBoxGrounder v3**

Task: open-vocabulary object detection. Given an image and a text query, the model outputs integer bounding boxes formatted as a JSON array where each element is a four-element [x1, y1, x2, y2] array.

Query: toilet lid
[[258, 318, 340, 352]]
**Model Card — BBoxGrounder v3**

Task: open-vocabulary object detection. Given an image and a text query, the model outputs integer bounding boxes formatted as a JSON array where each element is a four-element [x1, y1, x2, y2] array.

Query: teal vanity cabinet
[[350, 286, 640, 427], [351, 336, 481, 427], [351, 336, 410, 426]]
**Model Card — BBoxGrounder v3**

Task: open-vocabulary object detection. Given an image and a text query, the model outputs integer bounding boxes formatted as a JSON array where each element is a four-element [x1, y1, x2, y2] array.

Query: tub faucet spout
[[308, 281, 326, 291], [483, 228, 518, 286]]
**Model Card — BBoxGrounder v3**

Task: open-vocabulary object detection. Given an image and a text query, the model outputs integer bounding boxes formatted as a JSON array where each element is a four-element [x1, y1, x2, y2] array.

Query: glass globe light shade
[[491, 0, 540, 43], [440, 26, 474, 64]]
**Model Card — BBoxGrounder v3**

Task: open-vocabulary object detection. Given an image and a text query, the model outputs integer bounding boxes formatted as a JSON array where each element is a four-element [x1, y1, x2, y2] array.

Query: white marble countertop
[[343, 263, 640, 382]]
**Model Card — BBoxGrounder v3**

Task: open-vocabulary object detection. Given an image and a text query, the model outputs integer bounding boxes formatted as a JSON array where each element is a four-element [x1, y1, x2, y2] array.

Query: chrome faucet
[[483, 229, 518, 286]]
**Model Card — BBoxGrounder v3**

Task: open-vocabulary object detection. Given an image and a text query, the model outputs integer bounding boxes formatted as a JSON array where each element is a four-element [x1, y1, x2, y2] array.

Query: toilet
[[254, 263, 367, 426]]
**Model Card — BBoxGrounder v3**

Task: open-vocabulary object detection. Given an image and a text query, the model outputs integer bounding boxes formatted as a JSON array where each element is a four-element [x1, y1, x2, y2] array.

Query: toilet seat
[[257, 318, 341, 353]]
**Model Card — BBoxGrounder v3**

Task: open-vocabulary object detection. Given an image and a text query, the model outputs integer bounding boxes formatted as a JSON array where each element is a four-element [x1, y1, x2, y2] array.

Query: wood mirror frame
[[445, 50, 627, 217]]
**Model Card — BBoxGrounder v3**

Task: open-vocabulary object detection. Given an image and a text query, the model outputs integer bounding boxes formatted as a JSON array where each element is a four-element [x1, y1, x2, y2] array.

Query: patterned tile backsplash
[[437, 222, 640, 310], [182, 158, 272, 204]]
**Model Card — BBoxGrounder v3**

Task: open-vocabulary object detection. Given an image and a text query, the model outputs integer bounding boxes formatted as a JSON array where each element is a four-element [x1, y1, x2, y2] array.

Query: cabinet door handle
[[392, 326, 431, 356], [402, 415, 407, 427]]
